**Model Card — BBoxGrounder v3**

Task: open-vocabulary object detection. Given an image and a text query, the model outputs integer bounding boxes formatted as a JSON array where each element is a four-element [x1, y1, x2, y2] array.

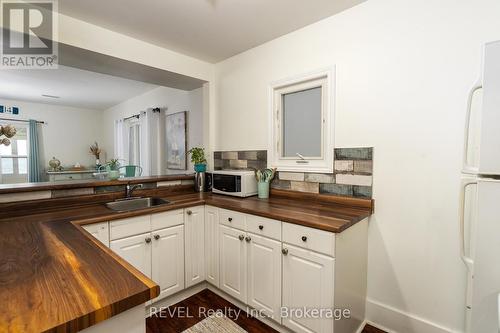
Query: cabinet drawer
[[82, 222, 109, 247], [110, 215, 151, 240], [246, 215, 281, 241], [151, 209, 184, 231], [282, 222, 335, 257], [53, 173, 83, 181], [219, 209, 246, 230]]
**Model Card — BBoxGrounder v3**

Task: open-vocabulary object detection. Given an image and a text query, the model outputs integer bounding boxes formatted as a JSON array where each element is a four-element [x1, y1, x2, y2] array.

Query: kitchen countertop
[[0, 174, 195, 194], [0, 191, 372, 332]]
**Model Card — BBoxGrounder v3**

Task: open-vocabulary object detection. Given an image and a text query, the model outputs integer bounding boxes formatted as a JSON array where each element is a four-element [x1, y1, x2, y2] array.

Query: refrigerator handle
[[459, 178, 477, 271], [462, 80, 482, 174], [496, 292, 500, 333]]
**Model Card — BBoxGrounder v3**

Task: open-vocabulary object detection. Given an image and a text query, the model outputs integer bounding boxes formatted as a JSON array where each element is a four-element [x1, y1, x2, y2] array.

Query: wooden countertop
[[0, 191, 372, 333], [205, 191, 372, 233]]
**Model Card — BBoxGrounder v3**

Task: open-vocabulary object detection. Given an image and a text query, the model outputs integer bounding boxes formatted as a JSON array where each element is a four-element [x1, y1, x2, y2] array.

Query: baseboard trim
[[355, 320, 368, 333], [366, 298, 454, 333]]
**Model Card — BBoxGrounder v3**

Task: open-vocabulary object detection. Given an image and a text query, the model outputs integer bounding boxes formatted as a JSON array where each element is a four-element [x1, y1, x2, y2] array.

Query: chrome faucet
[[125, 183, 143, 198]]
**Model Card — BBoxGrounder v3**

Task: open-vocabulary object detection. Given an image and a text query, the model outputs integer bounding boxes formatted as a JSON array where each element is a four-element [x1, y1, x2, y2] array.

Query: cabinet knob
[[239, 234, 245, 241], [154, 234, 160, 240], [228, 217, 233, 222], [245, 236, 251, 242], [145, 237, 152, 244], [282, 248, 289, 255], [301, 236, 307, 242], [258, 225, 264, 230], [186, 210, 192, 215]]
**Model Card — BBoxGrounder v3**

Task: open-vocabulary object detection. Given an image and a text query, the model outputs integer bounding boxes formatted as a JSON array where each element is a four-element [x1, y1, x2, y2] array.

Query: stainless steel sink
[[105, 197, 170, 212]]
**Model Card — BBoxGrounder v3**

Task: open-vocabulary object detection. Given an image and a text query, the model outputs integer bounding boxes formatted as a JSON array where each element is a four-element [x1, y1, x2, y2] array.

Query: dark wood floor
[[146, 289, 386, 333]]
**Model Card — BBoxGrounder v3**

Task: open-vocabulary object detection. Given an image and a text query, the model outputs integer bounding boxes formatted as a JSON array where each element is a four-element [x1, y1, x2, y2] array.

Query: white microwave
[[212, 170, 257, 197]]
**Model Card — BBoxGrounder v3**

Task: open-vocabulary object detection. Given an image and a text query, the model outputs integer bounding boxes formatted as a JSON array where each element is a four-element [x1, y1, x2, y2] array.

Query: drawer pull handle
[[301, 236, 307, 242], [245, 236, 251, 242], [282, 248, 289, 255], [258, 225, 264, 230], [228, 217, 233, 222], [186, 210, 193, 215], [145, 237, 152, 244], [154, 234, 160, 240], [239, 234, 245, 241]]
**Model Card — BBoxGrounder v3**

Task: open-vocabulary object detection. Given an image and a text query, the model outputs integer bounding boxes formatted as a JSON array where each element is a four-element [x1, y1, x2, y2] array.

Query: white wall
[[0, 98, 103, 169], [102, 86, 203, 173], [214, 0, 500, 332]]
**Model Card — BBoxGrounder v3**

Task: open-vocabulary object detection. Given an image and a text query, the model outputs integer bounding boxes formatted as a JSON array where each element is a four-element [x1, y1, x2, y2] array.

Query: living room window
[[0, 125, 28, 183]]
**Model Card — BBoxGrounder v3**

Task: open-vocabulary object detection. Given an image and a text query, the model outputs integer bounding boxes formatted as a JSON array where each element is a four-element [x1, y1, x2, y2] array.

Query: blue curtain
[[28, 120, 41, 182]]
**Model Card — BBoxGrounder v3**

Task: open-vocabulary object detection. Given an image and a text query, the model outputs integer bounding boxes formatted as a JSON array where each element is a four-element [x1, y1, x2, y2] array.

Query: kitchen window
[[0, 125, 28, 183], [270, 68, 334, 172]]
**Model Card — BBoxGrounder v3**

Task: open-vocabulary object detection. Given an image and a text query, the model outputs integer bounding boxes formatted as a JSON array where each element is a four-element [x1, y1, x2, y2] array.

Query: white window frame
[[0, 122, 29, 184], [269, 67, 335, 173]]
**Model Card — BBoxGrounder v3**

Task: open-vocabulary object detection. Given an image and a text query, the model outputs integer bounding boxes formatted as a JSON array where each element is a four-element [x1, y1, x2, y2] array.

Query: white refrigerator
[[461, 40, 500, 333]]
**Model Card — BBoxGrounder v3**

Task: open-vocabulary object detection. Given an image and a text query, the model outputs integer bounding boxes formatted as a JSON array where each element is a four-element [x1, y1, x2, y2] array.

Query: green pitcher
[[118, 165, 143, 178]]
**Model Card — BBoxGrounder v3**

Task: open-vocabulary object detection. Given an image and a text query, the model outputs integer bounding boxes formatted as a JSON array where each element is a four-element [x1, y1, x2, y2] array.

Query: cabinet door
[[83, 222, 109, 247], [247, 233, 282, 321], [152, 225, 185, 301], [185, 206, 205, 288], [219, 225, 247, 303], [282, 244, 334, 333], [110, 232, 152, 278], [205, 205, 219, 287]]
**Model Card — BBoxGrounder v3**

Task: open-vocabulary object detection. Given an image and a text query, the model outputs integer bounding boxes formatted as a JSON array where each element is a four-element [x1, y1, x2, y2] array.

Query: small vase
[[108, 170, 120, 180], [194, 164, 207, 172], [258, 181, 270, 199]]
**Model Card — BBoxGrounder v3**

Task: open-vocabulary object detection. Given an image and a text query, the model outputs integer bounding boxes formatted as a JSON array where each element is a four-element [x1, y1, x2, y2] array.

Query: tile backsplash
[[213, 147, 373, 199], [214, 150, 267, 171]]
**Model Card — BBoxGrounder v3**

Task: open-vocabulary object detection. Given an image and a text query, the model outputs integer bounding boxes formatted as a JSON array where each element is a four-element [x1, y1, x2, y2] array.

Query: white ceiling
[[0, 65, 158, 110], [59, 0, 366, 63]]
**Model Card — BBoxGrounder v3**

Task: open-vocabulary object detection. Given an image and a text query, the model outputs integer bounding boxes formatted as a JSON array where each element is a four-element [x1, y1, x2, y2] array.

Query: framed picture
[[166, 111, 187, 170]]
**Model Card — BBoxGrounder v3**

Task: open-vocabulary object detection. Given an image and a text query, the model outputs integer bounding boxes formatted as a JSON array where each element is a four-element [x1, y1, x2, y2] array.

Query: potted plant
[[188, 147, 207, 172], [255, 168, 277, 199], [106, 158, 121, 180]]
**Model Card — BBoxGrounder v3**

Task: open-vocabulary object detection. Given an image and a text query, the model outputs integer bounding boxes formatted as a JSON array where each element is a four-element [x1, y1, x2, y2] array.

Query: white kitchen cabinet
[[247, 233, 282, 321], [218, 209, 283, 321], [110, 215, 151, 240], [90, 205, 367, 333], [205, 205, 220, 287], [219, 225, 247, 303], [282, 244, 335, 333], [184, 206, 205, 288], [110, 232, 152, 278], [152, 225, 185, 300], [151, 209, 184, 231], [82, 222, 109, 247]]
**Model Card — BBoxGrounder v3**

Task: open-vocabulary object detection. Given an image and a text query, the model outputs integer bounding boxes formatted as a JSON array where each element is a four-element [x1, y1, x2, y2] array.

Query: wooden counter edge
[[40, 224, 162, 333]]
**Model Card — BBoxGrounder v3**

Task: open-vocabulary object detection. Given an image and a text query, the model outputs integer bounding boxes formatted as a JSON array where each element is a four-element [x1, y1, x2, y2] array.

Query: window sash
[[275, 76, 327, 161]]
